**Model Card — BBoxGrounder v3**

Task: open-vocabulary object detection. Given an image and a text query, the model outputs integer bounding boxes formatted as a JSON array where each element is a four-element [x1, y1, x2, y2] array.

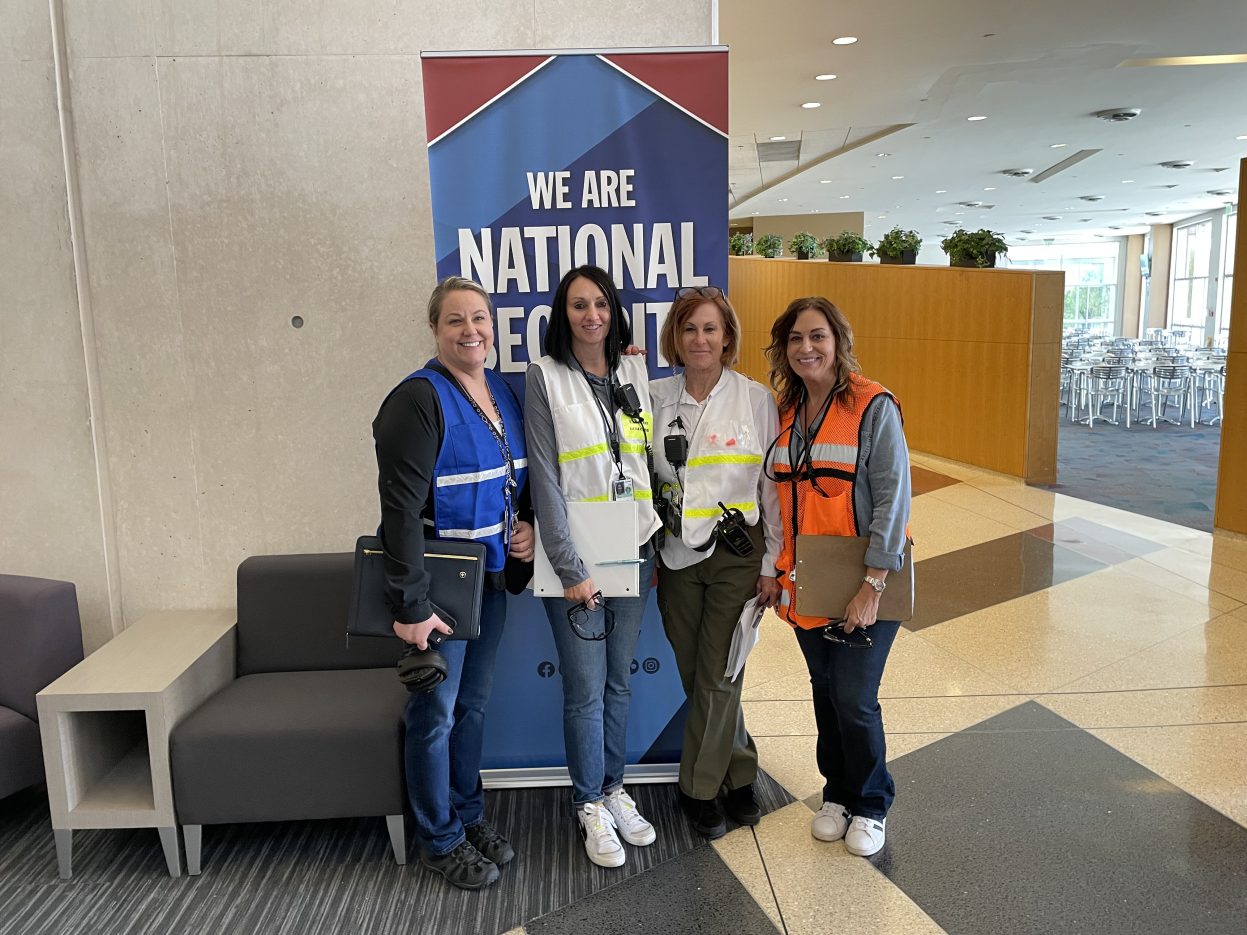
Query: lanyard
[[447, 371, 518, 541], [575, 361, 626, 479]]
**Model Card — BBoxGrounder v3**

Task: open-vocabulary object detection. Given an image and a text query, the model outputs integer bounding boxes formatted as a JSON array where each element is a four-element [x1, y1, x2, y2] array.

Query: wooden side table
[[36, 609, 236, 878]]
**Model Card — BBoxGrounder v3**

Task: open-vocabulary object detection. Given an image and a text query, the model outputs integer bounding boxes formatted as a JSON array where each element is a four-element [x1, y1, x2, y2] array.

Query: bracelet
[[863, 574, 886, 593]]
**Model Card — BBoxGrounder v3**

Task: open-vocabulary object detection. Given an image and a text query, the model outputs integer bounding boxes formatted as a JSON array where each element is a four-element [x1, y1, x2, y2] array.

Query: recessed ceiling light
[[1050, 143, 1068, 149], [891, 175, 905, 180], [876, 152, 892, 157], [839, 195, 850, 199], [819, 179, 832, 184], [751, 211, 759, 215], [935, 189, 947, 194], [967, 115, 987, 121], [815, 74, 837, 81], [769, 136, 787, 141], [832, 36, 858, 45], [876, 215, 887, 219], [1122, 179, 1134, 184], [778, 198, 788, 202], [1237, 135, 1247, 140], [984, 187, 996, 191], [802, 102, 821, 109]]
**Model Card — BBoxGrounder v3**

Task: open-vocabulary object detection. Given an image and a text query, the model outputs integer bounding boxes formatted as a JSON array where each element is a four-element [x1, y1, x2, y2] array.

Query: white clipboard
[[533, 501, 640, 597]]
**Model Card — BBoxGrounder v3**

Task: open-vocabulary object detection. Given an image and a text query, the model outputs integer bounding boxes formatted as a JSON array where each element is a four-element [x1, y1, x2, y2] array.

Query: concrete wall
[[1, 1, 114, 651], [2, 1, 713, 650]]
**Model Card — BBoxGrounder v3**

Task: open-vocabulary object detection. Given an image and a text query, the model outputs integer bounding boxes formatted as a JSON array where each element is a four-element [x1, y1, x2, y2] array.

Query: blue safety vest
[[401, 363, 528, 573]]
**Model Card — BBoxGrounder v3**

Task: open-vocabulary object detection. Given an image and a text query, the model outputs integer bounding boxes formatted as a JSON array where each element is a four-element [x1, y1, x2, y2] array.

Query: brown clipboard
[[794, 536, 914, 622]]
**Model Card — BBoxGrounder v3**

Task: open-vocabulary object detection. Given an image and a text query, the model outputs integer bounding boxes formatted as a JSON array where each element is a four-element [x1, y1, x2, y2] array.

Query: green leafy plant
[[876, 227, 923, 258], [821, 230, 872, 260], [940, 228, 1008, 268], [787, 231, 822, 259], [729, 231, 754, 256], [754, 233, 783, 258]]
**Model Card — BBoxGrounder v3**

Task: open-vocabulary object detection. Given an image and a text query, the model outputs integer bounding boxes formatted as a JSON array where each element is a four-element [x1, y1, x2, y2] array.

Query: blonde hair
[[659, 287, 741, 368], [427, 276, 492, 326]]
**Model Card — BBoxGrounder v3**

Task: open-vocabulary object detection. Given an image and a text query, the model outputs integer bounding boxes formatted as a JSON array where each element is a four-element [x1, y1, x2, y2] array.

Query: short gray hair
[[427, 276, 492, 325]]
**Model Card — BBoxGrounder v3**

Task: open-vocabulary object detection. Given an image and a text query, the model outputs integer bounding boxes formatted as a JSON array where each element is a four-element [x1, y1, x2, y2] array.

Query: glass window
[[1220, 210, 1236, 345], [1169, 218, 1214, 343], [1009, 241, 1121, 335]]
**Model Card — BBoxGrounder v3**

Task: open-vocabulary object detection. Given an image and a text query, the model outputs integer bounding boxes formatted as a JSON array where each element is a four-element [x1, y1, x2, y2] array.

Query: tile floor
[[6, 455, 1245, 934], [514, 452, 1247, 934]]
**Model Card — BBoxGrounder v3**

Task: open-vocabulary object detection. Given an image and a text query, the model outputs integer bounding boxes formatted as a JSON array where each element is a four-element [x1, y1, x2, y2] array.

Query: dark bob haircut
[[544, 265, 632, 372]]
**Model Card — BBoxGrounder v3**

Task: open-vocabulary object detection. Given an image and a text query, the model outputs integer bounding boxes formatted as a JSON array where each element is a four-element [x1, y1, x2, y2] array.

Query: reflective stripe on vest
[[536, 354, 661, 545], [403, 365, 528, 573], [653, 371, 766, 545], [772, 375, 893, 630]]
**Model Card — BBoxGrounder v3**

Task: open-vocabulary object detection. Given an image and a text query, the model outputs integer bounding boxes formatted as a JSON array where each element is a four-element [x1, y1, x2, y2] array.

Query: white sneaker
[[577, 801, 626, 867], [811, 801, 850, 842], [844, 816, 886, 856], [603, 788, 657, 846]]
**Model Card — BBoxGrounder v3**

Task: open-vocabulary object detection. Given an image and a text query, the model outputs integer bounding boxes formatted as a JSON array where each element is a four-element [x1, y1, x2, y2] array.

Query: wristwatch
[[863, 574, 887, 593]]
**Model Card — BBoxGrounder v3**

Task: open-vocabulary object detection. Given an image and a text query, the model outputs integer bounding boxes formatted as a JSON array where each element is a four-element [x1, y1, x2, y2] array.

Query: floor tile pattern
[[4, 456, 1246, 935], [875, 702, 1247, 935]]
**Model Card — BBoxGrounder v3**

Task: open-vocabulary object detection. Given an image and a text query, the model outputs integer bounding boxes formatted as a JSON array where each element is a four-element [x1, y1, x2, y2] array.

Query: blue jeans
[[543, 556, 656, 807], [404, 587, 506, 857], [793, 621, 900, 820]]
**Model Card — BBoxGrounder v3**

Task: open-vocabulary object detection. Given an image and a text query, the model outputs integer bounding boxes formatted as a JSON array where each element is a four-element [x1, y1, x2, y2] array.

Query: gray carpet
[[0, 774, 793, 935], [1034, 403, 1222, 531]]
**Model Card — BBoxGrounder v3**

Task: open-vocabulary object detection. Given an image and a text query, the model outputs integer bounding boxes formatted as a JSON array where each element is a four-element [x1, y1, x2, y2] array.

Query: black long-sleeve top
[[372, 374, 531, 624]]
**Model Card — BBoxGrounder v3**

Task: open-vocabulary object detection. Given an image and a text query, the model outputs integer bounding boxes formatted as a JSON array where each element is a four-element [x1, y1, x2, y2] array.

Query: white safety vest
[[651, 370, 764, 548], [535, 354, 661, 546]]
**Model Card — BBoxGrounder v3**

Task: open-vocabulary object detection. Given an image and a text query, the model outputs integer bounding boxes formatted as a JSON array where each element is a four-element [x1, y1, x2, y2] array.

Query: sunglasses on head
[[675, 286, 725, 300]]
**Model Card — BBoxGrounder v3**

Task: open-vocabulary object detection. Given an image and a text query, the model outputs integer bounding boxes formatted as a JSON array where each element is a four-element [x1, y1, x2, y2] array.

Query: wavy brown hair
[[765, 296, 862, 412]]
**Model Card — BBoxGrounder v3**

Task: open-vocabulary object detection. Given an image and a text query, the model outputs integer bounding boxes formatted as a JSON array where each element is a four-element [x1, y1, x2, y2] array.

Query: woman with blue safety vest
[[650, 286, 783, 841], [372, 276, 534, 891], [524, 264, 661, 869]]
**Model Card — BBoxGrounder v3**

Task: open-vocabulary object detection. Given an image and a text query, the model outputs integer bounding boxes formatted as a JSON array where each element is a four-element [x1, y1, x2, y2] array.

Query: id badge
[[612, 476, 635, 502]]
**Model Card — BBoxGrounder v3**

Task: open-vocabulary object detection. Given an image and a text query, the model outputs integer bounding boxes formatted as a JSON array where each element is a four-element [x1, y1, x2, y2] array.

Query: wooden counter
[[729, 256, 1064, 483]]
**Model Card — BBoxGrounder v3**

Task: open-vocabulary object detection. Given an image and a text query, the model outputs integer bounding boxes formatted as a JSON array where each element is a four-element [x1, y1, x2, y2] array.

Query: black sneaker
[[679, 791, 727, 840], [724, 785, 761, 826], [420, 840, 500, 890], [465, 819, 515, 867]]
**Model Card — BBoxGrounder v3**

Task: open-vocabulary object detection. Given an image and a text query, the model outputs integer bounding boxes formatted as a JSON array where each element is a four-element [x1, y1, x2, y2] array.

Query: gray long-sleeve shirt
[[784, 391, 911, 571], [524, 362, 655, 588]]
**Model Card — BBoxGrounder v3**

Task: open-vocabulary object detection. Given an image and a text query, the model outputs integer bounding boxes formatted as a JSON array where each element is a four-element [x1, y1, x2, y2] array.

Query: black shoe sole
[[420, 855, 501, 890], [726, 810, 761, 827]]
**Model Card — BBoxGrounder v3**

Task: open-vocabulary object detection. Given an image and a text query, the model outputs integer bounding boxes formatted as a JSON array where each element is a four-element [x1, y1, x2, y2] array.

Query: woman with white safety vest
[[373, 276, 535, 890], [649, 286, 782, 840], [524, 265, 661, 869], [763, 296, 911, 859]]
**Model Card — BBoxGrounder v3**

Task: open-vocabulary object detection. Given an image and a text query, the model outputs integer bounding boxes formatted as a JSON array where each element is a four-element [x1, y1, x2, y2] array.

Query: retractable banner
[[421, 47, 728, 779]]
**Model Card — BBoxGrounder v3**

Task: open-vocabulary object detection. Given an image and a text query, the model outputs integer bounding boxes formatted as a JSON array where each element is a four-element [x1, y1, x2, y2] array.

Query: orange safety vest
[[769, 374, 896, 630]]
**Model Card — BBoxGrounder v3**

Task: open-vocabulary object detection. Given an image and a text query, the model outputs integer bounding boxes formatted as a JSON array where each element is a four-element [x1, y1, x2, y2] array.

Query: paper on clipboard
[[725, 596, 767, 682], [533, 500, 640, 597]]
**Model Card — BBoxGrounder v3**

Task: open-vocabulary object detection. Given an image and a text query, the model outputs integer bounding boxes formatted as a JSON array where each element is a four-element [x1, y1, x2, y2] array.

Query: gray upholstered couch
[[169, 553, 409, 874], [0, 575, 84, 800]]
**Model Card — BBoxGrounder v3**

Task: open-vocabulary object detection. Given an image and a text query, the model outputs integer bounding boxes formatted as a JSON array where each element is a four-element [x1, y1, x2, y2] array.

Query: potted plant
[[875, 227, 922, 265], [788, 231, 822, 260], [754, 233, 783, 258], [940, 228, 1008, 268], [821, 231, 872, 263], [729, 231, 755, 256]]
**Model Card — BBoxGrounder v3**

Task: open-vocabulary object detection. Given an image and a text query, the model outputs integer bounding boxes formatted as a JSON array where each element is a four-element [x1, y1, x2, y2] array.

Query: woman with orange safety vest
[[762, 296, 912, 859]]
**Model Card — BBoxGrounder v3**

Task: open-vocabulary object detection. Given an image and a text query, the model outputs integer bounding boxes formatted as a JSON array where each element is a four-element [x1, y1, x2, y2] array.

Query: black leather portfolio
[[348, 535, 486, 641]]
